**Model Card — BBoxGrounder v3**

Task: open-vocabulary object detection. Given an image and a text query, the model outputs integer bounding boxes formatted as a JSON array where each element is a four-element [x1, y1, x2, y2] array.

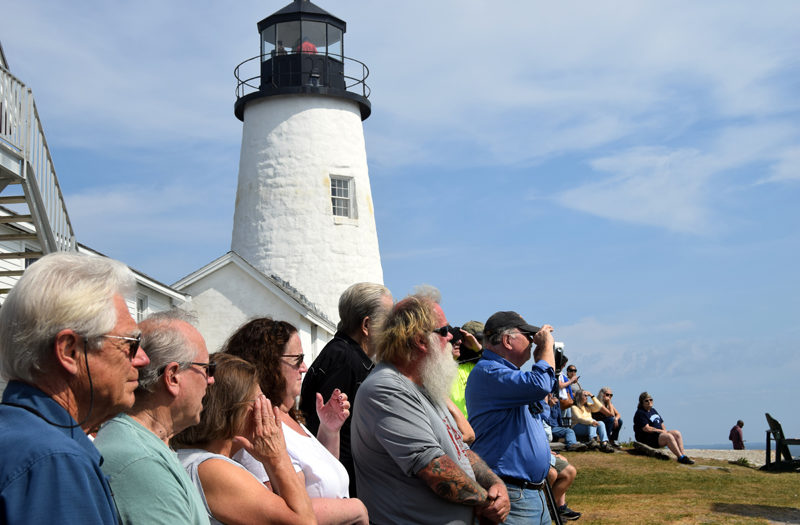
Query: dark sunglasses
[[432, 325, 452, 337], [606, 393, 614, 398], [101, 334, 141, 360], [567, 368, 577, 373], [281, 353, 305, 367]]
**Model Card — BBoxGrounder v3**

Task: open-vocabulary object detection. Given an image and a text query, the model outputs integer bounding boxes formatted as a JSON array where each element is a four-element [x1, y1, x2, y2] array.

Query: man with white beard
[[351, 293, 510, 525]]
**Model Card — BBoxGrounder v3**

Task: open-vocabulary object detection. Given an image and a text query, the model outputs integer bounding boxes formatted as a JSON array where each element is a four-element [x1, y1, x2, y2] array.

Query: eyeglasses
[[281, 353, 305, 368], [508, 330, 534, 344], [100, 334, 141, 360], [432, 325, 452, 337], [606, 393, 613, 397], [567, 368, 577, 373], [188, 361, 216, 378], [644, 398, 653, 402], [158, 361, 216, 378]]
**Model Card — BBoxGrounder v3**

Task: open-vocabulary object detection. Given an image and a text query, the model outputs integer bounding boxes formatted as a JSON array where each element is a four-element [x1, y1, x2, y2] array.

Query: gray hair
[[412, 284, 441, 304], [597, 386, 612, 408], [337, 282, 391, 335], [135, 310, 200, 394], [0, 253, 136, 383], [486, 327, 520, 347]]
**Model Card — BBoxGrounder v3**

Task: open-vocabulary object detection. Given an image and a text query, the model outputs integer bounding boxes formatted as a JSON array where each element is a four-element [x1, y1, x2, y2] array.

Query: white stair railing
[[1, 63, 76, 255]]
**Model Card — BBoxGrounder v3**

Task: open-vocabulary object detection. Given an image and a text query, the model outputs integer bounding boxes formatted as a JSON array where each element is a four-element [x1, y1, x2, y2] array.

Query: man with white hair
[[351, 292, 509, 525], [0, 253, 150, 524], [94, 310, 214, 524], [300, 282, 392, 496], [466, 311, 557, 525]]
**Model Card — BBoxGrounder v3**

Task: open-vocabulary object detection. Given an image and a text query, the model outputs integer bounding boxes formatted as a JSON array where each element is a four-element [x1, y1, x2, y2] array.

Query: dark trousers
[[599, 416, 622, 441]]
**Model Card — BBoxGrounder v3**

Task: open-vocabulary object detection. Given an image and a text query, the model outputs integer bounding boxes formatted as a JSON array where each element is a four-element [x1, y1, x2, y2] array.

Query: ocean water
[[688, 442, 800, 455]]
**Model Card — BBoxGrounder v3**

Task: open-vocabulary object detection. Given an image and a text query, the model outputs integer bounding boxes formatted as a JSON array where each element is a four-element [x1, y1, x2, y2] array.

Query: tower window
[[331, 176, 356, 218]]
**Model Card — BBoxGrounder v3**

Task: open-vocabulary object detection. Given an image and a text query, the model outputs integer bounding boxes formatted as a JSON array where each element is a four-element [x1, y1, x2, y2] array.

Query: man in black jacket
[[300, 282, 392, 497]]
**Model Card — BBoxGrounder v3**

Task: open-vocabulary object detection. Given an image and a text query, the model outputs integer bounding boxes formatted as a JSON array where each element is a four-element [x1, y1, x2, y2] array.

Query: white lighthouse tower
[[230, 0, 383, 322]]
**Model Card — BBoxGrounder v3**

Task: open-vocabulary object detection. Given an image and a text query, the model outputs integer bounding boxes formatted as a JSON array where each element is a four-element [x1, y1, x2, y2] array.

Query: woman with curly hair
[[224, 318, 368, 525], [172, 353, 316, 524]]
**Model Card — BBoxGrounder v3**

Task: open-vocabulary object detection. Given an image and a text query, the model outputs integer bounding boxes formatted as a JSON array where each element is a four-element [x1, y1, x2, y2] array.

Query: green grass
[[560, 450, 800, 524]]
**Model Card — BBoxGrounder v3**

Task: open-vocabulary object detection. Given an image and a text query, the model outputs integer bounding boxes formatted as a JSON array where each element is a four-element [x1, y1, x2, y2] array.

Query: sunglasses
[[645, 398, 653, 402], [606, 393, 613, 397], [281, 353, 305, 367], [567, 368, 577, 373], [100, 334, 141, 360], [432, 325, 452, 337]]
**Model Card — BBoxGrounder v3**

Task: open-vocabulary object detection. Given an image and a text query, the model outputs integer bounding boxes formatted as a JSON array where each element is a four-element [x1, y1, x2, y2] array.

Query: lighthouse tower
[[231, 0, 383, 322]]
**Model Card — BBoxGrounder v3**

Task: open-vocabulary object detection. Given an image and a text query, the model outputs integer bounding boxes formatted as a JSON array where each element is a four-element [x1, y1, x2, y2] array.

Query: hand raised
[[316, 388, 350, 434], [233, 395, 287, 463]]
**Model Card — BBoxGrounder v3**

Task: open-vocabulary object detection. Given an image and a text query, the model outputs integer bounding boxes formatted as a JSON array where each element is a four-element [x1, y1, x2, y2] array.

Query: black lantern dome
[[234, 0, 371, 121]]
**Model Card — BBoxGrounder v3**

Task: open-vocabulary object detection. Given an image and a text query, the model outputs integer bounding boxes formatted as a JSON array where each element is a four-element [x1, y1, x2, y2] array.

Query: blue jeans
[[550, 425, 577, 448], [504, 485, 551, 525], [573, 422, 609, 442], [598, 416, 622, 441]]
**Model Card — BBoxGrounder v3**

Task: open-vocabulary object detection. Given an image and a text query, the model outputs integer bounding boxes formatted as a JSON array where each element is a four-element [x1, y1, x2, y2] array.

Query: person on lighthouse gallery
[[300, 281, 393, 496], [94, 310, 213, 524], [465, 311, 557, 525], [0, 252, 150, 524], [351, 293, 510, 525]]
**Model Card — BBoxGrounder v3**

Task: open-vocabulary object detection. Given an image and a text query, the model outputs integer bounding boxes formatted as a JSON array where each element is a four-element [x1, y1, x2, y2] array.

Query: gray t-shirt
[[351, 362, 475, 525]]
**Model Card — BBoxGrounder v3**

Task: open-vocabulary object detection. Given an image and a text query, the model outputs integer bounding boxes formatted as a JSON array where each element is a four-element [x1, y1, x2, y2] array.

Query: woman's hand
[[233, 395, 287, 463], [461, 330, 481, 352], [317, 388, 350, 434]]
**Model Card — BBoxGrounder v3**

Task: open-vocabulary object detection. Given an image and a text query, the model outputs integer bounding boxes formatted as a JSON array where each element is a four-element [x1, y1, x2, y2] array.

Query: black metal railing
[[234, 51, 370, 101]]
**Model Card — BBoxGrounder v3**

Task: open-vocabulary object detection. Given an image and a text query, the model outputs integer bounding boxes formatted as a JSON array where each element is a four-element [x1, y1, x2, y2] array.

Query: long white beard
[[419, 335, 458, 403]]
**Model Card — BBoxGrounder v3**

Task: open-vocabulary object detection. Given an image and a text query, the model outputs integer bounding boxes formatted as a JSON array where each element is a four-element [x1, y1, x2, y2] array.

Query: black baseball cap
[[483, 311, 540, 339]]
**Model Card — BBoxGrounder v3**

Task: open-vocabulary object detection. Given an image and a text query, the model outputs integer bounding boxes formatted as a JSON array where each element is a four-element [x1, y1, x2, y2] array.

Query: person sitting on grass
[[633, 392, 694, 465], [570, 390, 614, 453]]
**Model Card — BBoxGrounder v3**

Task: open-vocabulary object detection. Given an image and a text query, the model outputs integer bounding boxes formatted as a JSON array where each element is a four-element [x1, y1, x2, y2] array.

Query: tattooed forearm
[[417, 455, 488, 505], [466, 450, 502, 489]]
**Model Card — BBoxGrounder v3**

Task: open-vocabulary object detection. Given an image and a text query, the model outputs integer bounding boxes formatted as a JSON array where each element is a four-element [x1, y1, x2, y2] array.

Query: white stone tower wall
[[231, 94, 383, 322]]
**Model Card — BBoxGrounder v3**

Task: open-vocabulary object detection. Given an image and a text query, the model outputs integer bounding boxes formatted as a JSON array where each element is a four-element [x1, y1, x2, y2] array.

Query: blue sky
[[3, 1, 799, 446]]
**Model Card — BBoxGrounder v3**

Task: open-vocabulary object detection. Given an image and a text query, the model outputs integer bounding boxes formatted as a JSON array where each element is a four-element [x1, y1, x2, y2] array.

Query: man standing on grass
[[466, 311, 557, 525]]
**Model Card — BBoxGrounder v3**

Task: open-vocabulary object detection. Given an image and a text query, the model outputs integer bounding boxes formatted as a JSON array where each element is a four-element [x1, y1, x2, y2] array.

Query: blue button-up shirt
[[465, 349, 555, 484], [0, 381, 119, 524]]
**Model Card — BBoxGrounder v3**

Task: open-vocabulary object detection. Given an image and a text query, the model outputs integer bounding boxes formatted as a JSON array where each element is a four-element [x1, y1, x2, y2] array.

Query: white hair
[[135, 310, 201, 394], [419, 333, 457, 404], [0, 252, 136, 383]]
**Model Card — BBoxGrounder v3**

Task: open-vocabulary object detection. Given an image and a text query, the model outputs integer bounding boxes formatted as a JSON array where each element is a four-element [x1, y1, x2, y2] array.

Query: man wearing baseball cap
[[465, 311, 556, 525]]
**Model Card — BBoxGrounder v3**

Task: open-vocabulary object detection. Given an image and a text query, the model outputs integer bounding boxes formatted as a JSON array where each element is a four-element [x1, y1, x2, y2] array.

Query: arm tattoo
[[417, 455, 488, 506], [466, 450, 502, 489]]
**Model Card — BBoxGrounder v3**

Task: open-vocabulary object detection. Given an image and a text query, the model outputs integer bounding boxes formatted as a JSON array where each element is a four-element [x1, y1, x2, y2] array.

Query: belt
[[499, 475, 545, 491]]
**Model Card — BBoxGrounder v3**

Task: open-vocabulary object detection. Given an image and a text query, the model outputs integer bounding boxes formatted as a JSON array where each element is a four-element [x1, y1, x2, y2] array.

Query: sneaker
[[566, 443, 588, 452], [586, 439, 599, 450], [600, 442, 615, 453], [678, 455, 695, 465], [559, 505, 582, 521], [609, 440, 622, 449]]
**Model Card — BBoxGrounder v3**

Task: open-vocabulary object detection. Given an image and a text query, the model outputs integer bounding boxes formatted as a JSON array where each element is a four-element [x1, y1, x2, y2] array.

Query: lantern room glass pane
[[301, 21, 326, 54], [327, 26, 342, 59], [276, 21, 300, 55], [261, 25, 275, 60]]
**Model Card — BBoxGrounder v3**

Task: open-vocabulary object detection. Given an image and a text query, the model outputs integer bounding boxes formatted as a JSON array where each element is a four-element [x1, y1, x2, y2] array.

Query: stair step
[[0, 233, 38, 242], [0, 251, 42, 259], [0, 215, 33, 223], [0, 270, 25, 277], [0, 195, 27, 205]]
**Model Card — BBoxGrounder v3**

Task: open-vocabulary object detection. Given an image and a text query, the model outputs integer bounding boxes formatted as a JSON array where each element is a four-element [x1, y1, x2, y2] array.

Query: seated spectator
[[172, 353, 316, 524], [224, 318, 369, 525], [570, 390, 614, 453], [546, 452, 581, 521], [633, 392, 694, 464], [94, 311, 213, 524], [540, 393, 587, 452], [593, 386, 623, 447], [0, 253, 149, 524], [729, 420, 744, 450]]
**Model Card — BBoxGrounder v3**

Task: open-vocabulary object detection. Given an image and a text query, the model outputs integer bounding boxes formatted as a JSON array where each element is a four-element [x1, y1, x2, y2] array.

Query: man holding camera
[[465, 311, 557, 525]]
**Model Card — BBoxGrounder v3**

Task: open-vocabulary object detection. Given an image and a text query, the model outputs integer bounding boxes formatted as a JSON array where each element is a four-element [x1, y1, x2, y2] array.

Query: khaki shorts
[[553, 455, 569, 473]]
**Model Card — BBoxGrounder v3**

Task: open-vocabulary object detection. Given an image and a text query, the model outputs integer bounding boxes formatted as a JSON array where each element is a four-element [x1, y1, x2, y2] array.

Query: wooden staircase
[[1, 62, 76, 298]]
